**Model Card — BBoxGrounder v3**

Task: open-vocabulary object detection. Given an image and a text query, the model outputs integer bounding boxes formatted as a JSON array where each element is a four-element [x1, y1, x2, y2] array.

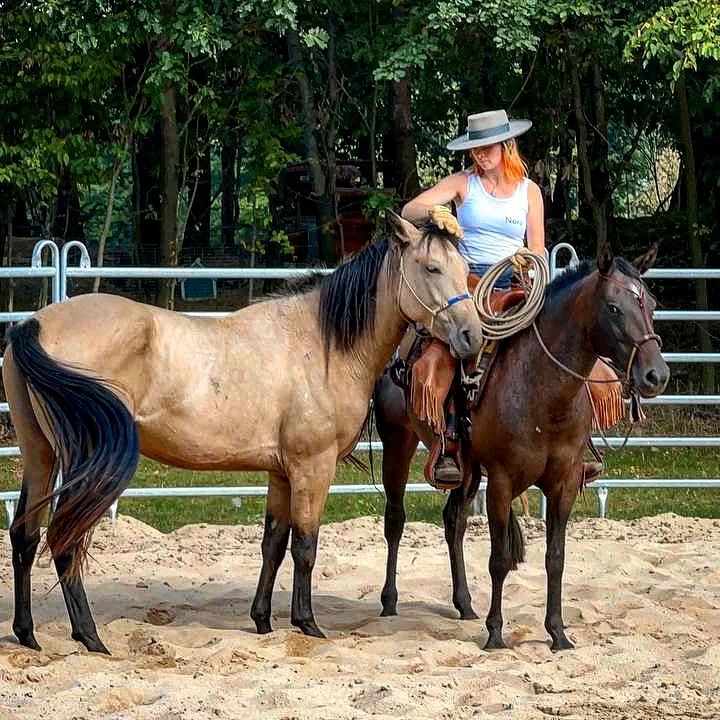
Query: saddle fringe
[[587, 360, 625, 431], [409, 339, 455, 435], [410, 366, 446, 434]]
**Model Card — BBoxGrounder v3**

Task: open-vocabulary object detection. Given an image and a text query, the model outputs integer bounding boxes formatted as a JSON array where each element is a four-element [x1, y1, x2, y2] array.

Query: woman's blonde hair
[[472, 138, 528, 185]]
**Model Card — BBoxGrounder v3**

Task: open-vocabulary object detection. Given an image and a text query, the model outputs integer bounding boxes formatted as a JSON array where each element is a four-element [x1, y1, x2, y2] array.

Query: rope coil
[[472, 248, 550, 340]]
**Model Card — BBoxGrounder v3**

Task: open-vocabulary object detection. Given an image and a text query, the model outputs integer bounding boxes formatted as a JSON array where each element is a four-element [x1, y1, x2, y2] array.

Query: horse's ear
[[597, 242, 614, 275], [632, 243, 658, 275], [386, 210, 419, 247]]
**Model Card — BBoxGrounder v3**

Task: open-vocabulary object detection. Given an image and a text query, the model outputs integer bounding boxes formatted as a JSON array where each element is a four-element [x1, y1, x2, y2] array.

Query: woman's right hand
[[428, 205, 464, 239]]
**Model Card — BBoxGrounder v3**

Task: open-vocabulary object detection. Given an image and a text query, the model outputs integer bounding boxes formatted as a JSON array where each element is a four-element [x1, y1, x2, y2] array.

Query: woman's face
[[471, 143, 503, 172]]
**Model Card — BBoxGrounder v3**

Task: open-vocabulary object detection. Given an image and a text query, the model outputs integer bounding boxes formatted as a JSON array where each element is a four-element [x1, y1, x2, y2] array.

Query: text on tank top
[[456, 173, 529, 265]]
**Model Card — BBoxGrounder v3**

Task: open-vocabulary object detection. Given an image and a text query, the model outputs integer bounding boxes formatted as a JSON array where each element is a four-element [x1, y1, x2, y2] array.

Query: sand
[[0, 512, 719, 719]]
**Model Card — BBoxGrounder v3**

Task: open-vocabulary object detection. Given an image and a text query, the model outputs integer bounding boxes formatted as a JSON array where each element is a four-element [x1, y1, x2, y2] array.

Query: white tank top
[[457, 172, 529, 264]]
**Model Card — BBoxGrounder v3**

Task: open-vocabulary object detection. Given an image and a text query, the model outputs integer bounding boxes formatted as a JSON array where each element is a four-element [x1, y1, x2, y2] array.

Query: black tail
[[508, 506, 525, 570], [7, 318, 139, 576]]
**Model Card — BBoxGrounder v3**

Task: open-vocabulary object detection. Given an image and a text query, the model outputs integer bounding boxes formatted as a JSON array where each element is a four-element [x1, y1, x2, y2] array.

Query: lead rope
[[472, 248, 549, 339]]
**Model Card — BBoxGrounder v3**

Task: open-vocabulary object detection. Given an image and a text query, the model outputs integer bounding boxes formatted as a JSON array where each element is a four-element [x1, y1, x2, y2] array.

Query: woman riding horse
[[401, 108, 609, 488]]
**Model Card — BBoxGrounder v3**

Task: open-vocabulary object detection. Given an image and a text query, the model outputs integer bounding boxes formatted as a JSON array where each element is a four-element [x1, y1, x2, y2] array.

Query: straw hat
[[446, 109, 532, 151]]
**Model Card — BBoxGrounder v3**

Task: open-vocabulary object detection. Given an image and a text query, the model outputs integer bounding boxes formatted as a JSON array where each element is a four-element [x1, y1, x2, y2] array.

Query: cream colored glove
[[428, 205, 463, 239]]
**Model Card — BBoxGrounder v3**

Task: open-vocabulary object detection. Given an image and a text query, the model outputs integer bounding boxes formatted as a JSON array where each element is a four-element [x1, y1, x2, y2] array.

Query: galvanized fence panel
[[1, 240, 719, 522]]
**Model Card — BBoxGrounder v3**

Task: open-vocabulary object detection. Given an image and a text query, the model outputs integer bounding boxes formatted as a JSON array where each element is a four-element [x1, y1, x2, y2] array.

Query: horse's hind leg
[[442, 460, 481, 620], [378, 425, 418, 617], [50, 538, 109, 654], [4, 351, 55, 651], [251, 472, 291, 634], [10, 453, 54, 651]]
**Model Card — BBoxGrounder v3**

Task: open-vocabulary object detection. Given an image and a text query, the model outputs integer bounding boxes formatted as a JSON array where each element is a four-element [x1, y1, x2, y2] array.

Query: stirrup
[[389, 357, 409, 390], [461, 370, 482, 406], [433, 455, 463, 491]]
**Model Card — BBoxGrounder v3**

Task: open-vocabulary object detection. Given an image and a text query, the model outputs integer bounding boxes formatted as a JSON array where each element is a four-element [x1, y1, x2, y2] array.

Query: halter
[[397, 252, 472, 333], [597, 272, 662, 384]]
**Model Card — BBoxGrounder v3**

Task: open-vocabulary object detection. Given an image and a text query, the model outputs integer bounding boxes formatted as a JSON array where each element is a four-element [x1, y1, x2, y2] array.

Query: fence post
[[60, 241, 92, 300], [597, 487, 609, 518]]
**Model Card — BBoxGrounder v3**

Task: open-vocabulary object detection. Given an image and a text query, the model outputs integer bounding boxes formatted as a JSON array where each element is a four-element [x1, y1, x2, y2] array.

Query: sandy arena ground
[[0, 512, 719, 719]]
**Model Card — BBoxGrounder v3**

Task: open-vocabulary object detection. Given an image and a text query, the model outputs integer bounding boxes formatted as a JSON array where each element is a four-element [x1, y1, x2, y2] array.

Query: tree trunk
[[549, 123, 572, 223], [51, 167, 85, 245], [676, 71, 714, 391], [158, 83, 179, 309], [390, 73, 420, 201], [132, 124, 162, 269], [570, 53, 607, 251], [93, 154, 124, 293], [183, 114, 212, 262], [221, 143, 238, 248], [286, 28, 337, 264]]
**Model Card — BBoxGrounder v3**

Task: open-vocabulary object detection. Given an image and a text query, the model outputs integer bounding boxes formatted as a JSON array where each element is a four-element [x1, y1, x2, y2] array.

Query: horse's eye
[[608, 303, 621, 315], [426, 265, 441, 274]]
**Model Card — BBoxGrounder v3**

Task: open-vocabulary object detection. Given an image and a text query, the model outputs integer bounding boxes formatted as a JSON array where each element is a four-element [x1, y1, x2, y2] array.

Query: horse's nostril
[[645, 368, 659, 387], [462, 328, 473, 346]]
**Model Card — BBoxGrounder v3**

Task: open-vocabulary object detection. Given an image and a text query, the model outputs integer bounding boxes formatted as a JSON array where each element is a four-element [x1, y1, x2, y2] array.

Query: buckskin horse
[[2, 213, 483, 654], [373, 243, 669, 650]]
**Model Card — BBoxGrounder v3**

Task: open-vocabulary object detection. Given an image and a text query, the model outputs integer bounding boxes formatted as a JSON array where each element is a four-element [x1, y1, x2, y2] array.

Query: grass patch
[[1, 445, 719, 531]]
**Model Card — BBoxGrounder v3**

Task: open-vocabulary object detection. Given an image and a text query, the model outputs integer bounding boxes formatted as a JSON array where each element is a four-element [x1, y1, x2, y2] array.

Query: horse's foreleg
[[543, 477, 577, 651], [379, 427, 418, 617], [443, 460, 481, 620], [288, 451, 335, 638], [484, 477, 514, 650], [251, 473, 291, 634], [52, 546, 109, 654]]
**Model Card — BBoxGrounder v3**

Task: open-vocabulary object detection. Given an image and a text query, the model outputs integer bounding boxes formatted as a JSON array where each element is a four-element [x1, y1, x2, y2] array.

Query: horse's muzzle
[[448, 325, 483, 360], [633, 358, 670, 397]]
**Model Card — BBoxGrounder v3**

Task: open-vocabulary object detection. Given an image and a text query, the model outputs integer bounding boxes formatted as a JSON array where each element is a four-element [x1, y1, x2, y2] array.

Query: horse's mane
[[318, 237, 394, 356], [318, 223, 455, 355], [545, 256, 640, 310]]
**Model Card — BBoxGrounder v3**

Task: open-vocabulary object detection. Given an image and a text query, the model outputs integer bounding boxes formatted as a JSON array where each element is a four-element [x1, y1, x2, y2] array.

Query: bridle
[[596, 272, 662, 385], [397, 252, 472, 333], [533, 268, 662, 449], [533, 269, 661, 390]]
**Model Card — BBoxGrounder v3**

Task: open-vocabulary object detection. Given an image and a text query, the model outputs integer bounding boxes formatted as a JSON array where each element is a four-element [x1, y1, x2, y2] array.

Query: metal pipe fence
[[1, 240, 719, 521]]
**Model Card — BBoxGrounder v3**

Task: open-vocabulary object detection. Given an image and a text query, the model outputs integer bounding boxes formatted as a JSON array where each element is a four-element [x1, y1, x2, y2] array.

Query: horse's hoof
[[379, 607, 397, 617], [458, 608, 479, 621], [253, 618, 273, 634], [293, 619, 326, 638], [16, 630, 41, 652], [550, 636, 575, 652], [74, 632, 110, 655], [483, 635, 507, 651]]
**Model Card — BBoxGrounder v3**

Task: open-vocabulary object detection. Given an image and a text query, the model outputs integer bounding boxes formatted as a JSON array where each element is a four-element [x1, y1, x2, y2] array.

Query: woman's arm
[[401, 173, 467, 225], [526, 180, 545, 255]]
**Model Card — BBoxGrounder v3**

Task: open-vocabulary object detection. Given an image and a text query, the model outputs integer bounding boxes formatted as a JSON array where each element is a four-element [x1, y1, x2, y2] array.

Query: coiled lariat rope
[[472, 247, 550, 340]]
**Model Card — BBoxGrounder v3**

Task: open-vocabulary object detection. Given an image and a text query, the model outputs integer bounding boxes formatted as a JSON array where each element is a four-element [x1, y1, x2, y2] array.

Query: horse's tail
[[508, 506, 525, 570], [7, 318, 139, 577]]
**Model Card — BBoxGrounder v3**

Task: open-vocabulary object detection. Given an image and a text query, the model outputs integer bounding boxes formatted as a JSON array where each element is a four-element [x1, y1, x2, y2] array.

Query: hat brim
[[446, 119, 532, 151]]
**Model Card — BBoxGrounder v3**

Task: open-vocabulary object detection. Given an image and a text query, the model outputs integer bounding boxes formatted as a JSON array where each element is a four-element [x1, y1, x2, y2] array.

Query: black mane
[[318, 237, 394, 355], [545, 256, 640, 309], [316, 223, 456, 355]]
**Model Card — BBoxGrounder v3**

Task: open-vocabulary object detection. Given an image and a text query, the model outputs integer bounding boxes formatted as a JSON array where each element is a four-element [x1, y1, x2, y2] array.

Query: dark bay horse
[[2, 213, 484, 654], [374, 243, 669, 650]]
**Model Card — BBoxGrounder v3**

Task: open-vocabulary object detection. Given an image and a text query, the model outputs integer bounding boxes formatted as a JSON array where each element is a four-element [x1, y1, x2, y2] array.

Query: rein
[[533, 269, 661, 451], [397, 252, 472, 333]]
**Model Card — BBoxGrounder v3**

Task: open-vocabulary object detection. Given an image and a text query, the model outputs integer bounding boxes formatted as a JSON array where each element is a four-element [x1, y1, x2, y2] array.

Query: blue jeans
[[468, 262, 513, 289]]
